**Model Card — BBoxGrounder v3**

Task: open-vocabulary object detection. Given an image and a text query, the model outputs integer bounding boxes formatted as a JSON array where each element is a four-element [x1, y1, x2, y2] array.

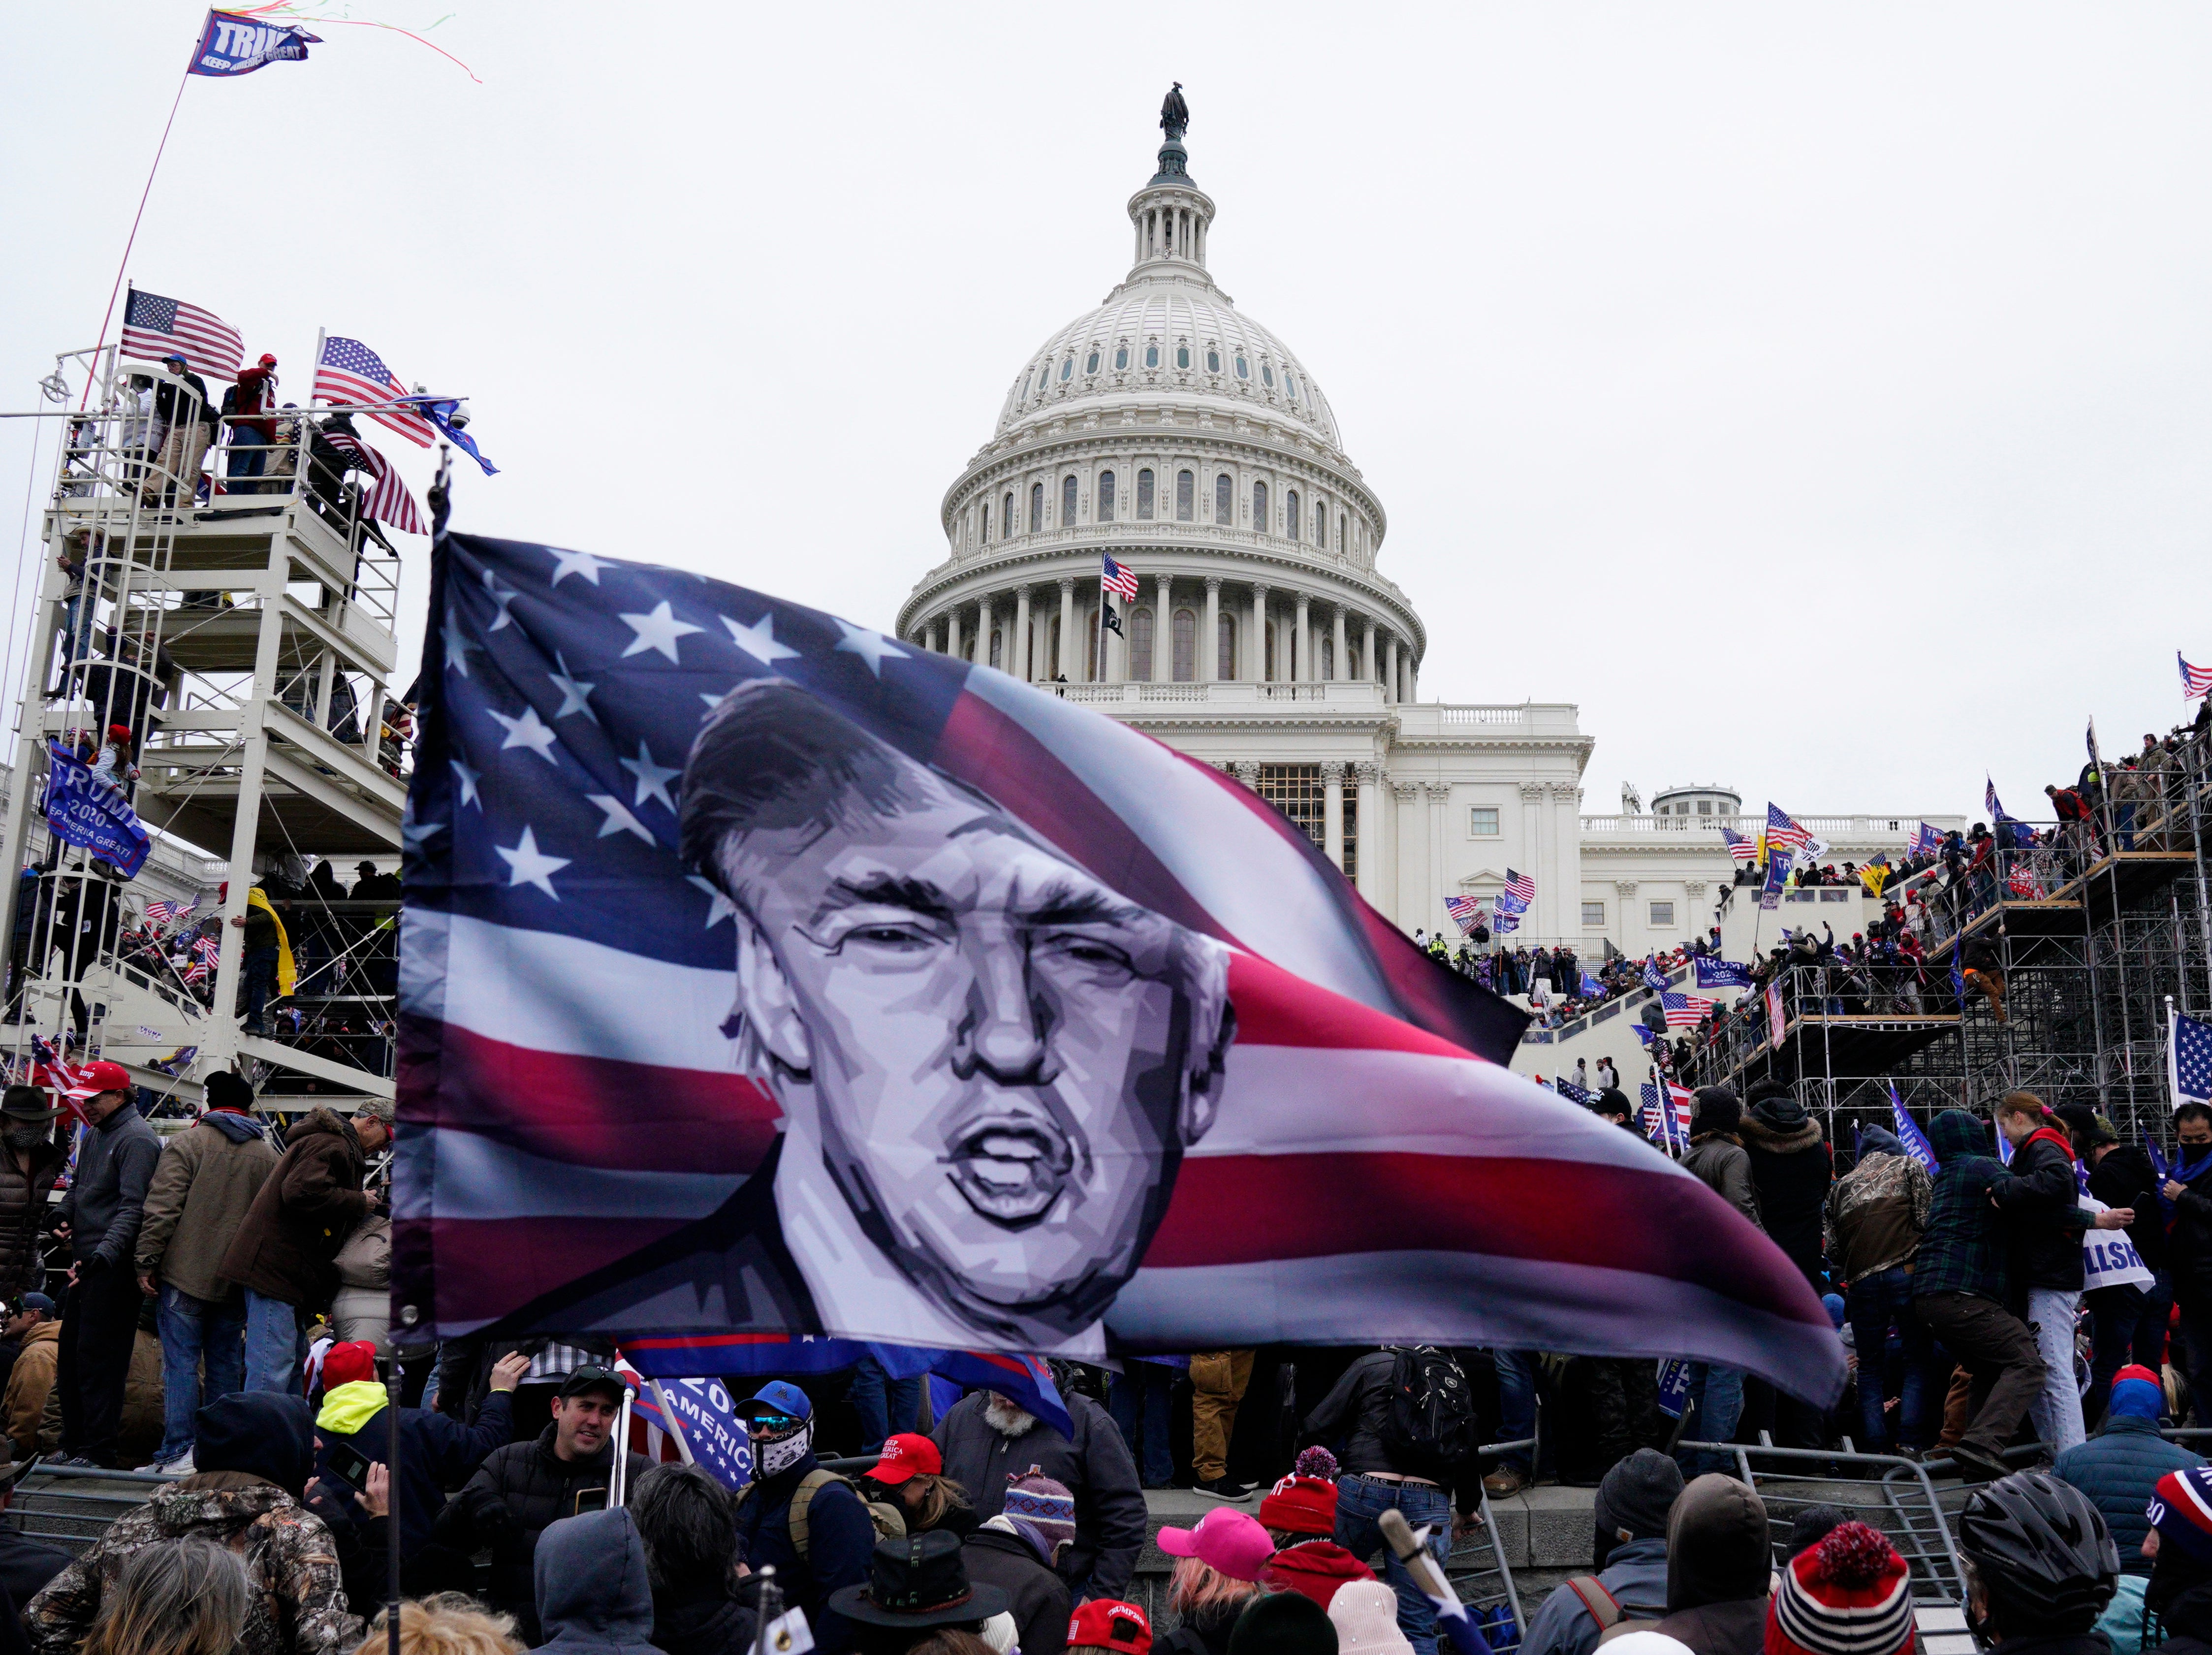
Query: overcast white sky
[[5, 3, 2209, 823]]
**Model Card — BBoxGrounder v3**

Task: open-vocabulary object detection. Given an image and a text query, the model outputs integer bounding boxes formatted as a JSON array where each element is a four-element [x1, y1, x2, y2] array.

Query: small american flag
[[1501, 868, 1535, 907], [2183, 653, 2212, 700], [1720, 828, 1757, 863], [1661, 991, 1715, 1028], [1906, 821, 1942, 859], [322, 431, 428, 536], [1985, 777, 2004, 821], [313, 336, 436, 447], [1765, 803, 1812, 854], [2173, 1009, 2212, 1109], [1640, 1081, 1695, 1154], [1443, 895, 1485, 936], [184, 935, 221, 984], [120, 287, 243, 379], [2006, 861, 2045, 900], [144, 895, 198, 926], [1101, 554, 1139, 602]]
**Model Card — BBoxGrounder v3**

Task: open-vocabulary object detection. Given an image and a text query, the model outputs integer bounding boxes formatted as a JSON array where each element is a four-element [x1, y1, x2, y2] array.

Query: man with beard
[[509, 679, 1237, 1357], [933, 1385, 1145, 1605]]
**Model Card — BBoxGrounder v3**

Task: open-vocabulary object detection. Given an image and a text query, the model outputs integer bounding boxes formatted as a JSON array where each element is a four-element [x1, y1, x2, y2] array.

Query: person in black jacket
[[2066, 1106, 2169, 1423], [1993, 1095, 2131, 1458], [631, 1463, 757, 1655], [734, 1381, 876, 1655], [963, 1512, 1073, 1655], [2166, 1104, 2212, 1425], [443, 1364, 650, 1644], [1300, 1349, 1480, 1655]]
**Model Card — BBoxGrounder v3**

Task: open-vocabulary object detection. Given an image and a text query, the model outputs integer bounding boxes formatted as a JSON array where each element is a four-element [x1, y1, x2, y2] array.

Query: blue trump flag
[[1760, 849, 1793, 911], [1694, 957, 1753, 990], [43, 744, 150, 878], [402, 397, 499, 476], [1887, 1085, 1939, 1176], [1580, 970, 1603, 997], [190, 10, 320, 76], [1643, 956, 1670, 992]]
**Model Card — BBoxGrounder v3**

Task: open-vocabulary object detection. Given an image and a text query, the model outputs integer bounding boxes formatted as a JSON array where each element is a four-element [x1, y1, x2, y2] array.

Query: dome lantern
[[1128, 83, 1214, 276]]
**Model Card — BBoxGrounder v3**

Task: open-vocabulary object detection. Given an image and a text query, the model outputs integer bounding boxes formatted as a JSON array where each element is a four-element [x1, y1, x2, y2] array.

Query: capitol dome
[[898, 94, 1422, 700]]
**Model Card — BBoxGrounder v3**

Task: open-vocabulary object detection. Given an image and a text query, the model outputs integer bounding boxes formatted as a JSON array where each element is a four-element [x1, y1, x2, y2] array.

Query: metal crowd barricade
[[1451, 1437, 1530, 1649], [1675, 1439, 1966, 1606], [9, 1464, 174, 1556]]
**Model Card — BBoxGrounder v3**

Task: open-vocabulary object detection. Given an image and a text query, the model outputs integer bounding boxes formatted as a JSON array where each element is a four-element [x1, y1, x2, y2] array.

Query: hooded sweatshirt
[[1601, 1473, 1769, 1655], [1913, 1112, 2011, 1305], [534, 1508, 668, 1655]]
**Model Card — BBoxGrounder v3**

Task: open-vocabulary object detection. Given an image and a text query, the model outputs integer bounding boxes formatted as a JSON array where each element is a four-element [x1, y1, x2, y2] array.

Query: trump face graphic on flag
[[524, 679, 1234, 1354]]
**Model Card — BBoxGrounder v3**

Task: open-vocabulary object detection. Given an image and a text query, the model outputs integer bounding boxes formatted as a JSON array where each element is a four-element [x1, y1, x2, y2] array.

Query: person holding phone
[[446, 1365, 649, 1645]]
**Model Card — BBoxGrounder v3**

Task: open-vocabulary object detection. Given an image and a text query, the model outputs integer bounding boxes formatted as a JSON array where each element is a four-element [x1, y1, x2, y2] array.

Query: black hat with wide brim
[[827, 1531, 1010, 1629]]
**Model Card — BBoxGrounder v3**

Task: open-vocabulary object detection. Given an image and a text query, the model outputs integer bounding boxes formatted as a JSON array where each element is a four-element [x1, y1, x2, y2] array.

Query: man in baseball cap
[[50, 1062, 159, 1467], [1069, 1598, 1153, 1655], [736, 1379, 878, 1651]]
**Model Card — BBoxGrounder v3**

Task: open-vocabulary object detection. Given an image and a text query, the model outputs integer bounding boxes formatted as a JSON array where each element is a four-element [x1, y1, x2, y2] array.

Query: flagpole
[[82, 58, 194, 410], [2169, 995, 2180, 1117], [647, 1379, 698, 1466]]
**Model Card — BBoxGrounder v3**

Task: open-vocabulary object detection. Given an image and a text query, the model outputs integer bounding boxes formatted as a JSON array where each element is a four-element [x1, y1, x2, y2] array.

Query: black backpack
[[1379, 1346, 1480, 1472]]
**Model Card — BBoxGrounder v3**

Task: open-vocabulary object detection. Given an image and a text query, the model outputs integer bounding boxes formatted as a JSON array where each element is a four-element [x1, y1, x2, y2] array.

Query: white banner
[[2082, 1195, 2154, 1292]]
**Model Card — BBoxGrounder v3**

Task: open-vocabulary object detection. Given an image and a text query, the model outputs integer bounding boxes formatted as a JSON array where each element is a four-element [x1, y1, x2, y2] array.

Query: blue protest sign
[[1656, 1358, 1692, 1419], [622, 1369, 754, 1489], [44, 744, 150, 877]]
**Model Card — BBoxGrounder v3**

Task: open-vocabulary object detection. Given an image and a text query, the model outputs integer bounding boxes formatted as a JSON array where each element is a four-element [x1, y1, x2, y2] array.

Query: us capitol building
[[895, 91, 1941, 960]]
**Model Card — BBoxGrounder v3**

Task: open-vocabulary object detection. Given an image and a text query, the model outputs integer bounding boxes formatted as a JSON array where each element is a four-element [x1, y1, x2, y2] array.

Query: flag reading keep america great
[[398, 531, 1843, 1401]]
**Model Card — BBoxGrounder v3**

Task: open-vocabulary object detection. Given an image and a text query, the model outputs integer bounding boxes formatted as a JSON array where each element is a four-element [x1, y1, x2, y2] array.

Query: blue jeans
[[226, 427, 269, 492], [1846, 1267, 1937, 1451], [848, 1354, 919, 1454], [1108, 1365, 1175, 1488], [57, 596, 94, 665], [1336, 1472, 1455, 1655], [244, 1288, 299, 1394], [1678, 1364, 1743, 1476], [1492, 1351, 1536, 1472], [155, 1284, 245, 1462], [242, 947, 279, 1031]]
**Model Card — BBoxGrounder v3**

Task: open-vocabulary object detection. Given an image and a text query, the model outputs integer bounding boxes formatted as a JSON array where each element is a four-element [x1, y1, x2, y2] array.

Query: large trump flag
[[398, 532, 1843, 1402]]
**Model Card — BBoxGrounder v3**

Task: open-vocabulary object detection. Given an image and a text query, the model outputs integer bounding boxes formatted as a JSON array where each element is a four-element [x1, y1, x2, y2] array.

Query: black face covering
[[3, 1127, 47, 1152]]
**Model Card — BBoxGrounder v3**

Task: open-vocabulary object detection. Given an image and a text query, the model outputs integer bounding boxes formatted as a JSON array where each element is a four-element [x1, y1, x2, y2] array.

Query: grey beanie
[[1595, 1447, 1685, 1544], [1693, 1086, 1741, 1136]]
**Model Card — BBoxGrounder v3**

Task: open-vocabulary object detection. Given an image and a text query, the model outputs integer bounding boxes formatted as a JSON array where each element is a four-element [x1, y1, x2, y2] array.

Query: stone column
[[1386, 637, 1399, 703], [1155, 573, 1172, 681], [977, 596, 993, 671], [1332, 605, 1349, 683], [1295, 594, 1311, 682], [1353, 761, 1380, 899], [947, 607, 962, 662], [1324, 764, 1346, 869], [1392, 780, 1421, 925], [1425, 781, 1454, 930], [1057, 578, 1075, 679], [1406, 650, 1419, 703], [1251, 584, 1270, 682], [1362, 617, 1377, 685], [1520, 783, 1545, 935], [1202, 577, 1220, 682], [1012, 587, 1031, 680], [1232, 760, 1260, 789]]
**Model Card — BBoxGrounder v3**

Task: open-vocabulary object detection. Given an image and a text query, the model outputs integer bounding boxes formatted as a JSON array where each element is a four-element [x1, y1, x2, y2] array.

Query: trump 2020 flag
[[190, 9, 320, 75], [44, 743, 151, 879], [398, 532, 1844, 1402], [1694, 957, 1752, 991]]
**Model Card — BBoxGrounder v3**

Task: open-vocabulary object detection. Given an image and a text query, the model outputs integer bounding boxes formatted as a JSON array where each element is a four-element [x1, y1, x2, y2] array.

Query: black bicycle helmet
[[1957, 1471, 2120, 1633]]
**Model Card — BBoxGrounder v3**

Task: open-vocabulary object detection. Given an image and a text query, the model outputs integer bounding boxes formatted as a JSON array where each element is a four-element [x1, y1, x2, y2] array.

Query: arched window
[[1264, 617, 1275, 679], [1003, 491, 1014, 537], [1114, 345, 1129, 370], [1171, 608, 1196, 682], [1144, 343, 1160, 368], [1137, 469, 1155, 519], [1214, 473, 1232, 524], [1234, 355, 1249, 379], [1321, 636, 1334, 679], [1131, 606, 1155, 681], [1046, 614, 1061, 677], [1217, 611, 1236, 681], [1316, 501, 1327, 543], [1253, 480, 1269, 531], [1060, 357, 1074, 382], [1175, 470, 1194, 521], [1098, 470, 1116, 522], [1338, 514, 1348, 553], [1030, 481, 1044, 531], [1206, 349, 1221, 373], [1175, 345, 1191, 369], [1287, 489, 1300, 541], [981, 502, 991, 545], [1085, 350, 1100, 374], [989, 629, 1003, 670], [1062, 475, 1078, 525]]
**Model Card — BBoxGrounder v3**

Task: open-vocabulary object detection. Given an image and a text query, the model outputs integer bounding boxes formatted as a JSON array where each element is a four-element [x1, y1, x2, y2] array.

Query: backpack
[[1379, 1346, 1480, 1472], [737, 1468, 905, 1561]]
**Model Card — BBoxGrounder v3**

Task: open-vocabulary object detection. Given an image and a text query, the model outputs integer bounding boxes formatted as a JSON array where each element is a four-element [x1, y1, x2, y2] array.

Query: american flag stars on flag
[[121, 287, 243, 378], [314, 335, 437, 447], [1765, 803, 1812, 854], [1660, 991, 1715, 1028], [1101, 554, 1140, 602], [1720, 828, 1758, 863], [2174, 1009, 2212, 1108]]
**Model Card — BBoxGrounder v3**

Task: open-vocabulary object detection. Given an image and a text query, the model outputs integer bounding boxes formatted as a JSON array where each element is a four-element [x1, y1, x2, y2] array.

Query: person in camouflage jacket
[[26, 1392, 361, 1655]]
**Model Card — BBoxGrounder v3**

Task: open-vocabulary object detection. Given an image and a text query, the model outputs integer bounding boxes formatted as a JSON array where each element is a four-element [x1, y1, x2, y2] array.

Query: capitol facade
[[896, 98, 1939, 960]]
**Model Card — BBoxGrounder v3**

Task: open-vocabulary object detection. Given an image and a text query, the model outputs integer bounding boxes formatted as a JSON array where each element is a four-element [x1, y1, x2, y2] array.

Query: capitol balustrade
[[943, 519, 1398, 590], [1578, 812, 1960, 840], [1029, 680, 1577, 732]]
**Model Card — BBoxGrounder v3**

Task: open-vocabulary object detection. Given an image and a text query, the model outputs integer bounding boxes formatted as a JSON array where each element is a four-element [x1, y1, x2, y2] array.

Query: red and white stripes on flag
[[2183, 653, 2212, 700], [1765, 803, 1813, 854], [313, 335, 437, 447], [120, 287, 244, 379], [1101, 554, 1140, 602], [322, 432, 429, 536], [1720, 829, 1758, 863]]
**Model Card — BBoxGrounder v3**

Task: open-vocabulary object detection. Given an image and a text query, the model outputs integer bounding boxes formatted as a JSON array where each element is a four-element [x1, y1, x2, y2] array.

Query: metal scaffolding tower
[[0, 351, 409, 1110]]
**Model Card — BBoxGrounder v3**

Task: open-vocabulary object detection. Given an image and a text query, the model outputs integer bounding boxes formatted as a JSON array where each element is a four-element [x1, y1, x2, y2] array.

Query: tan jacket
[[135, 1114, 280, 1302], [4, 1321, 58, 1456]]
